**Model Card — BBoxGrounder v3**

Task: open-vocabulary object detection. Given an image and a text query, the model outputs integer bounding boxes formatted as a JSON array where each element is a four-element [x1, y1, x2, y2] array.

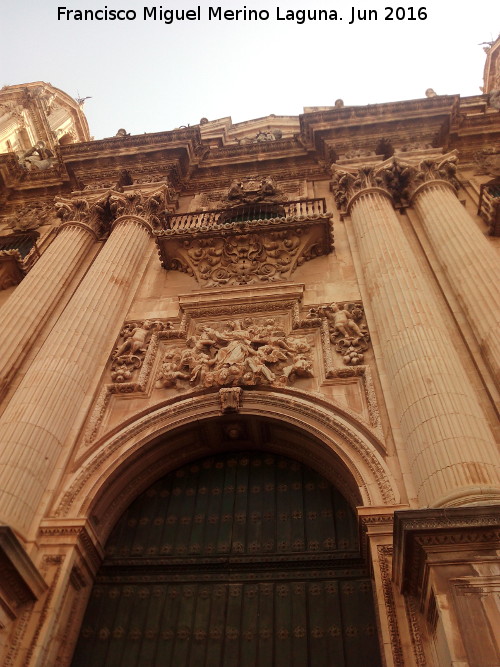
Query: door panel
[[72, 452, 381, 666]]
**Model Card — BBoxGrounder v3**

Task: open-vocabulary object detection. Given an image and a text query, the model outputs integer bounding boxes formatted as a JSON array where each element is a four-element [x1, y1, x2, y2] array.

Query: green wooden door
[[72, 452, 382, 666]]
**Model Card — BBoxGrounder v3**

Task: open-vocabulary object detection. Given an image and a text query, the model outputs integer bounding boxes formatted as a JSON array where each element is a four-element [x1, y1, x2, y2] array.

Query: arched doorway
[[72, 450, 382, 666]]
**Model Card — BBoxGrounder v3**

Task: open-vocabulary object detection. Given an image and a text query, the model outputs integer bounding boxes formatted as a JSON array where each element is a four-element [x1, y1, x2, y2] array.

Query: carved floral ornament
[[331, 153, 461, 211], [162, 228, 328, 287]]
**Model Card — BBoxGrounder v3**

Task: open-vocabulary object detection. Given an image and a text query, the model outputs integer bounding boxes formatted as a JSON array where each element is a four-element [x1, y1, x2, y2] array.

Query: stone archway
[[71, 447, 383, 666], [54, 389, 399, 544]]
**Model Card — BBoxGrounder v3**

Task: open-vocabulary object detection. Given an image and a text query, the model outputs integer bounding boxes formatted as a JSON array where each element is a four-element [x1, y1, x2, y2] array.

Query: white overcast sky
[[1, 1, 499, 139]]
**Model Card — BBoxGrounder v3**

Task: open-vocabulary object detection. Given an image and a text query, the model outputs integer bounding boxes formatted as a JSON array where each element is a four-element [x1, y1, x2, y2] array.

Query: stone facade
[[0, 45, 499, 664]]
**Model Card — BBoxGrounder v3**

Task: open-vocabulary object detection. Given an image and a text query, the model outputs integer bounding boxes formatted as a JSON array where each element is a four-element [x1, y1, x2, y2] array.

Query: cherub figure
[[113, 320, 159, 358], [157, 349, 190, 388], [327, 303, 363, 339]]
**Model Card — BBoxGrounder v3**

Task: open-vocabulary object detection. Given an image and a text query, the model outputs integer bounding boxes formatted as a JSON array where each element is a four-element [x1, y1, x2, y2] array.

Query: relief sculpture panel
[[157, 318, 313, 390]]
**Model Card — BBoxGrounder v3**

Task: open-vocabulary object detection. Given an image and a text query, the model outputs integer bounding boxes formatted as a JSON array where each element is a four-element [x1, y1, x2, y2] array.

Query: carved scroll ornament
[[164, 228, 326, 287], [3, 201, 53, 231]]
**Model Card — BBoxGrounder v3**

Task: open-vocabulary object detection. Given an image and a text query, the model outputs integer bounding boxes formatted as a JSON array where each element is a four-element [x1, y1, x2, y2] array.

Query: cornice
[[393, 505, 500, 596], [59, 126, 202, 162], [300, 96, 459, 142]]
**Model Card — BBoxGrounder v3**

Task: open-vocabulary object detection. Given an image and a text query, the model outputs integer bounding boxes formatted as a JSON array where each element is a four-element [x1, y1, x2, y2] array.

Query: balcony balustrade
[[155, 198, 333, 287], [163, 198, 328, 232]]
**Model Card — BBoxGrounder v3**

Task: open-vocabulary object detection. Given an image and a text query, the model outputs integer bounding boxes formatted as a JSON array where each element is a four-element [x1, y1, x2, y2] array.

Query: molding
[[393, 506, 500, 596], [0, 526, 47, 627]]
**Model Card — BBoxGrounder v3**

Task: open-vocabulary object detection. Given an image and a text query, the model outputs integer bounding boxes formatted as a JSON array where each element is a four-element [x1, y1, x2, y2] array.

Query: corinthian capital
[[109, 185, 168, 229], [54, 193, 110, 236], [411, 153, 461, 193], [331, 164, 391, 211]]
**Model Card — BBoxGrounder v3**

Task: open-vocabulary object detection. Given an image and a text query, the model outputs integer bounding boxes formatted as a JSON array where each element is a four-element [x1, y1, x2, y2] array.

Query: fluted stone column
[[334, 167, 500, 508], [410, 158, 500, 385], [0, 196, 106, 402], [0, 204, 153, 541]]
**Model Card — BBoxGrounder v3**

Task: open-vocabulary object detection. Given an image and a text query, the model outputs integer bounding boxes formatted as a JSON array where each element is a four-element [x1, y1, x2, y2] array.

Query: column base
[[0, 526, 46, 629], [393, 506, 500, 666]]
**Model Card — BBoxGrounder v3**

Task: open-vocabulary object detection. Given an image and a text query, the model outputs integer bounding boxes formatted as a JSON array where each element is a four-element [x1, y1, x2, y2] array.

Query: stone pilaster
[[0, 191, 158, 541], [409, 155, 500, 386], [333, 165, 500, 509], [0, 195, 107, 402]]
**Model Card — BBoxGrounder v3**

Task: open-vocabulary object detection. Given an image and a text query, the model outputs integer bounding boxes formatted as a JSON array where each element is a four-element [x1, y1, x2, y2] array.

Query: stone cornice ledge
[[392, 505, 500, 596], [0, 526, 47, 628]]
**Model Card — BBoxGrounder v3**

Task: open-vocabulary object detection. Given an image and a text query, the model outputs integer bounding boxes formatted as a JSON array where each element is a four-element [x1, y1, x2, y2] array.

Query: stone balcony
[[155, 198, 334, 287]]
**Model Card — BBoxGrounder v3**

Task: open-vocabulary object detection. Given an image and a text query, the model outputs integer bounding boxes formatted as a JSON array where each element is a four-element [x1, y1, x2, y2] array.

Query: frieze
[[205, 137, 297, 160], [186, 166, 328, 193], [59, 126, 201, 157], [74, 161, 182, 192]]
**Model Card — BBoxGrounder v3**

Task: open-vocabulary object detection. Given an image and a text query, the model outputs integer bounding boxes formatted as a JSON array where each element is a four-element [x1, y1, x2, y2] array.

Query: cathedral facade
[[0, 40, 499, 666]]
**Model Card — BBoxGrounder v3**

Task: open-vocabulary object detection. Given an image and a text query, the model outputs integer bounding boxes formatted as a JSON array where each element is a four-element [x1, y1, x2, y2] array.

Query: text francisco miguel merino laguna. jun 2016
[[56, 5, 429, 25]]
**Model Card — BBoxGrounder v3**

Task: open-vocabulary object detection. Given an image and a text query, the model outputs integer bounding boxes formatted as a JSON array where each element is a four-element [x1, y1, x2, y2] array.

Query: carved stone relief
[[111, 320, 179, 386], [305, 302, 370, 365], [84, 294, 379, 446], [162, 228, 327, 287], [223, 175, 287, 206], [2, 201, 53, 231], [156, 317, 314, 390]]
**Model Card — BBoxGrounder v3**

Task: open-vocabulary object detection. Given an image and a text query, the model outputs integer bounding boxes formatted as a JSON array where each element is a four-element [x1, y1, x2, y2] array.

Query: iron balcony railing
[[164, 198, 328, 232]]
